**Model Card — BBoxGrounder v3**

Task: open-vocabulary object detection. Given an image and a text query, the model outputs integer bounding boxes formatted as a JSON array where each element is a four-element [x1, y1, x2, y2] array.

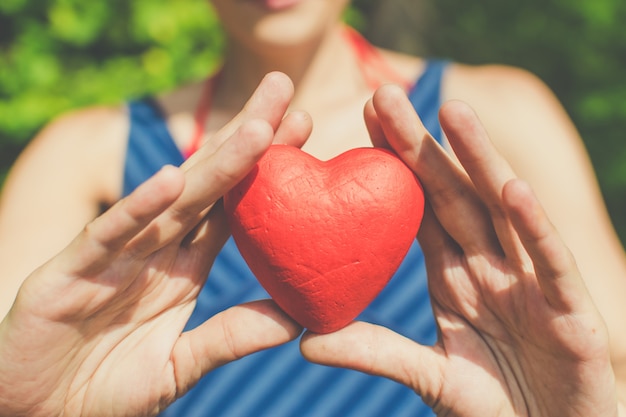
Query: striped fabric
[[124, 60, 448, 417]]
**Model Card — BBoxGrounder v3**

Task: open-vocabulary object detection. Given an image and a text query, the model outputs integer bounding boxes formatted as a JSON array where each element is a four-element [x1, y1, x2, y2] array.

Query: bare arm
[[445, 64, 626, 397], [0, 106, 128, 317]]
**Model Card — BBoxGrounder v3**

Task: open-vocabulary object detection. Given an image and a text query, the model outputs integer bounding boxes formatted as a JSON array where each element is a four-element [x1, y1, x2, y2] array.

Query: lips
[[250, 0, 303, 12]]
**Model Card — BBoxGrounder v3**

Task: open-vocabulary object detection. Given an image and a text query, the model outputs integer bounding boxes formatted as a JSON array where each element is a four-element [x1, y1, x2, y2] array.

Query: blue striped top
[[124, 60, 448, 417]]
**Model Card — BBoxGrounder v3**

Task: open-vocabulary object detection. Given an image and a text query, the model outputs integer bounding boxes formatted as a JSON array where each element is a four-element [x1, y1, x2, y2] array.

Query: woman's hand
[[301, 86, 619, 416], [0, 72, 308, 417]]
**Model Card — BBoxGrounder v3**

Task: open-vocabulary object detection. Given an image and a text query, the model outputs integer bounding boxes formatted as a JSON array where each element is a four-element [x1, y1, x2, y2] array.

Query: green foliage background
[[0, 0, 224, 175], [1, 0, 626, 242], [361, 0, 626, 243]]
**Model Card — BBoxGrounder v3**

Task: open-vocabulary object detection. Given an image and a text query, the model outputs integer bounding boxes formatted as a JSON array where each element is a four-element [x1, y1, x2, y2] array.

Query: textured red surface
[[224, 145, 424, 333]]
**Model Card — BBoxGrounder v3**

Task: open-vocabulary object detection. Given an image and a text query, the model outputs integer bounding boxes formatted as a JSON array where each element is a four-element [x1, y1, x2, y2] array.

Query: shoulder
[[32, 104, 129, 166], [443, 63, 561, 115], [41, 104, 129, 143], [442, 63, 580, 160], [9, 104, 130, 205], [30, 104, 129, 155]]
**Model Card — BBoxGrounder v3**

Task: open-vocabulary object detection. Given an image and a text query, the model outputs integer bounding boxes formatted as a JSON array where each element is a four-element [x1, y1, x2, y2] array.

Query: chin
[[247, 0, 306, 12], [252, 18, 331, 47], [215, 0, 346, 49]]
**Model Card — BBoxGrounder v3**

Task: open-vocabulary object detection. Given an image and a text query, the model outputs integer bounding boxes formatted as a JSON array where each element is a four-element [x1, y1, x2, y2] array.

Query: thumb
[[171, 300, 302, 396], [300, 322, 444, 404]]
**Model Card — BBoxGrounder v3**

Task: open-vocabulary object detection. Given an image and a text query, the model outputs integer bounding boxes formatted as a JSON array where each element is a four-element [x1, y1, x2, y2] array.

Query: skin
[[1, 0, 626, 413]]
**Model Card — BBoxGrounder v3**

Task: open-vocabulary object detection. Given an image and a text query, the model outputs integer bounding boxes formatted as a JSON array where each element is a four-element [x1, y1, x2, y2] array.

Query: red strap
[[183, 70, 220, 159], [342, 25, 410, 91], [185, 27, 408, 158]]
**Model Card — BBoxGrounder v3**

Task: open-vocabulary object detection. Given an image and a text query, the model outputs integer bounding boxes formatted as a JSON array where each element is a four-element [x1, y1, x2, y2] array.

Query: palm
[[28, 230, 213, 415], [0, 173, 197, 414], [427, 244, 611, 416], [64, 254, 209, 417], [3, 173, 274, 417]]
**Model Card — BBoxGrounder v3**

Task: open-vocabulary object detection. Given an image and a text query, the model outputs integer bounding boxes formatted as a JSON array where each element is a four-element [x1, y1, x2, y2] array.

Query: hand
[[301, 86, 619, 416], [0, 72, 309, 417]]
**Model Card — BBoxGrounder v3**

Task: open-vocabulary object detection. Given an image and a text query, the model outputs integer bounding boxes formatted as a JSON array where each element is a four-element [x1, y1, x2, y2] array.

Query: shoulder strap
[[124, 99, 185, 197], [407, 60, 449, 144], [124, 62, 449, 197]]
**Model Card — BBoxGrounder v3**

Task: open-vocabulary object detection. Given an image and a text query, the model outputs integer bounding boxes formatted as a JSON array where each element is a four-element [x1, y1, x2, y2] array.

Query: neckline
[[182, 70, 221, 159], [183, 26, 413, 158]]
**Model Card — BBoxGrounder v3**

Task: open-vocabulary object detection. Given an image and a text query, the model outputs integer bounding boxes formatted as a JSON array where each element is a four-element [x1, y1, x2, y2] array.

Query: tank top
[[124, 60, 448, 417]]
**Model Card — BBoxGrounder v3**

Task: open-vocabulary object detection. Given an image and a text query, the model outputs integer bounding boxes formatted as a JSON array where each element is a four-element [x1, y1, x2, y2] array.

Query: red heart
[[224, 145, 424, 333]]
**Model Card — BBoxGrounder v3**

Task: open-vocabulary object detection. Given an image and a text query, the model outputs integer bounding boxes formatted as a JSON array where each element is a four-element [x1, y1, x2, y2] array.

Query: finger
[[439, 101, 516, 191], [371, 84, 500, 255], [59, 166, 185, 275], [273, 110, 313, 147], [181, 110, 312, 275], [503, 178, 589, 311], [363, 98, 389, 149], [176, 199, 230, 282], [183, 71, 294, 166], [133, 118, 275, 253], [174, 118, 274, 217], [412, 203, 473, 314], [439, 100, 526, 263], [417, 203, 463, 271], [300, 322, 444, 403], [172, 300, 302, 394]]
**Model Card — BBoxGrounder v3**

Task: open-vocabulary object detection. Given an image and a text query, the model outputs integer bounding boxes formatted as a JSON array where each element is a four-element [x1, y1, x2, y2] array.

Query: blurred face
[[211, 0, 351, 49]]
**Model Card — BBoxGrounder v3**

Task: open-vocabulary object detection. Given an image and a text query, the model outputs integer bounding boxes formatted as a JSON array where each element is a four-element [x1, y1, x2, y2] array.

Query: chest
[[300, 97, 374, 161]]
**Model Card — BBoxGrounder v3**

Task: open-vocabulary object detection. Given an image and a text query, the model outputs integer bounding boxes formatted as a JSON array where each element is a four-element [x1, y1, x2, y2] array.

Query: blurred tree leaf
[[359, 0, 626, 243], [0, 0, 223, 183]]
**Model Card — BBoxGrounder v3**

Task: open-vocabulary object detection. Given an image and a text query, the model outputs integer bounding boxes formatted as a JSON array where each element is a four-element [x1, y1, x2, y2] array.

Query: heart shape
[[224, 145, 424, 333]]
